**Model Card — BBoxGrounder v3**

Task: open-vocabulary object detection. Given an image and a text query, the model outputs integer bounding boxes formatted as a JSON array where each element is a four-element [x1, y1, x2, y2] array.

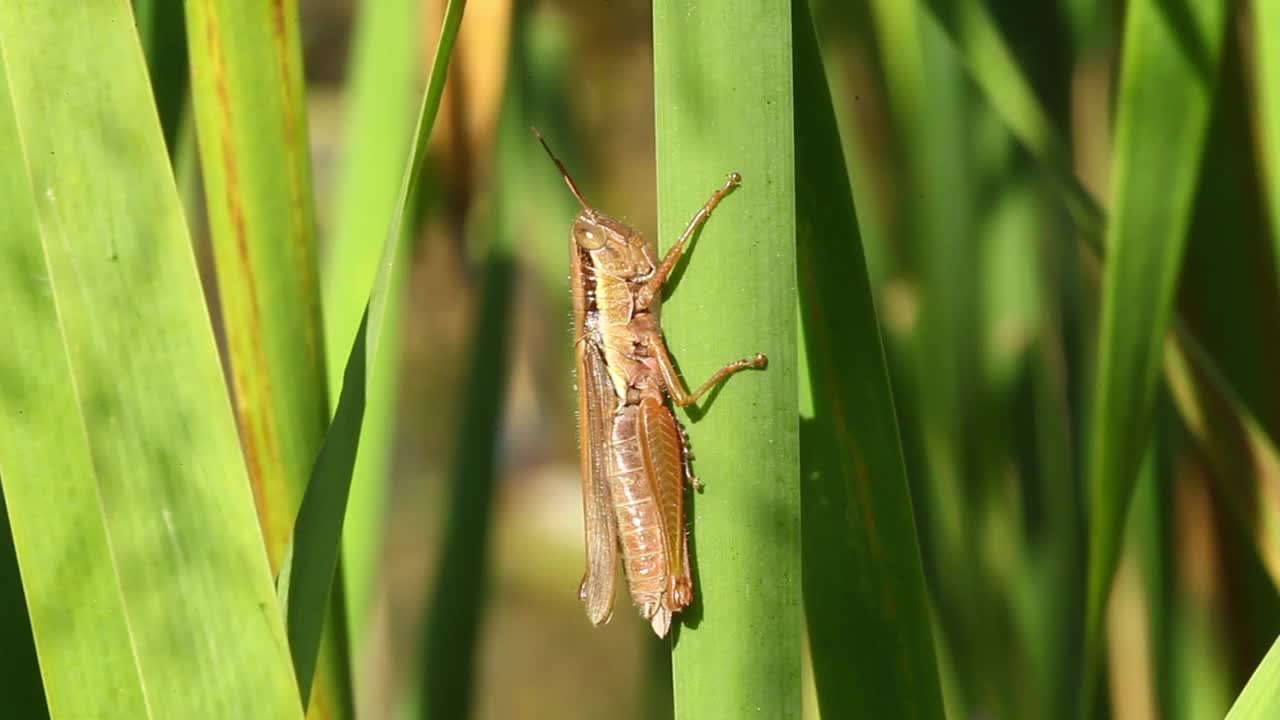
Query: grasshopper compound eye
[[573, 217, 608, 250]]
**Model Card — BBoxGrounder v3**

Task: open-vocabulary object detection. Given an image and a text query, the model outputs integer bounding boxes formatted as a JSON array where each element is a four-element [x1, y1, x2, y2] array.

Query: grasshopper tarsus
[[659, 350, 769, 408], [636, 173, 745, 310]]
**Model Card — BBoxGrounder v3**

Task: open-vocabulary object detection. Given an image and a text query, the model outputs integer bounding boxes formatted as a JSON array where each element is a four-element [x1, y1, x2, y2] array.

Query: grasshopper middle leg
[[646, 331, 767, 408]]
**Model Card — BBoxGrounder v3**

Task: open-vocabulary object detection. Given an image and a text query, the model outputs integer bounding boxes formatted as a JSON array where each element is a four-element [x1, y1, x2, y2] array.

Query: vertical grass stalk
[[653, 2, 801, 718]]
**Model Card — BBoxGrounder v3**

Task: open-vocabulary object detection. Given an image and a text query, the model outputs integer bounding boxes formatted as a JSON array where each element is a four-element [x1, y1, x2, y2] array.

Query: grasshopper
[[534, 129, 767, 637]]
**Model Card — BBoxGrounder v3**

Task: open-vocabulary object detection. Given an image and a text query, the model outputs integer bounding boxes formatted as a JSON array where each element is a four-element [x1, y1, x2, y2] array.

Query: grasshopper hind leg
[[674, 415, 701, 490]]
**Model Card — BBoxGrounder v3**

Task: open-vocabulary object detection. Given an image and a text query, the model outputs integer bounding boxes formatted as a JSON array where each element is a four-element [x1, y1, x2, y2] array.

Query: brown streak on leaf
[[204, 0, 285, 566], [271, 0, 326, 392]]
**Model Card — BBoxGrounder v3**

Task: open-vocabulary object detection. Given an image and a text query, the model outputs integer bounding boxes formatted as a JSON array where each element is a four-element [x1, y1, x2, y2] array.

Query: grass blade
[[920, 0, 1100, 241], [920, 0, 1280, 452], [889, 10, 1280, 711], [1083, 0, 1228, 706], [0, 1, 301, 715], [1164, 339, 1280, 583], [653, 1, 801, 718], [793, 1, 945, 718], [324, 0, 421, 657], [1256, 0, 1280, 287], [184, 0, 329, 577], [0, 52, 149, 715], [1226, 636, 1280, 719], [282, 0, 468, 701], [183, 1, 351, 714], [862, 3, 1007, 712]]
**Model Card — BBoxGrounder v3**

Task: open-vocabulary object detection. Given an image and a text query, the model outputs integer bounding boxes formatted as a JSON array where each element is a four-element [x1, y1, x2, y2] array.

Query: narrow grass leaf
[[865, 2, 1006, 711], [183, 1, 351, 714], [1226, 636, 1280, 719], [282, 0, 468, 701], [793, 1, 945, 718], [1256, 0, 1280, 287], [0, 1, 301, 716], [653, 1, 801, 718], [1166, 33, 1280, 590], [324, 0, 421, 652], [920, 0, 1100, 240], [921, 0, 1280, 450], [184, 0, 329, 579], [911, 12, 1279, 710], [1084, 0, 1228, 704], [1164, 340, 1280, 581]]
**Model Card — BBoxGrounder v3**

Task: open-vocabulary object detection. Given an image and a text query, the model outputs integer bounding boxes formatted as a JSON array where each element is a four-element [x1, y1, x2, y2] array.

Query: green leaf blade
[[324, 0, 420, 655], [183, 0, 351, 714], [0, 1, 301, 716], [1227, 635, 1280, 719], [793, 2, 945, 718], [1256, 0, 1280, 288], [653, 1, 801, 718], [0, 49, 147, 720], [283, 0, 468, 701], [1084, 0, 1229, 701], [183, 0, 329, 572]]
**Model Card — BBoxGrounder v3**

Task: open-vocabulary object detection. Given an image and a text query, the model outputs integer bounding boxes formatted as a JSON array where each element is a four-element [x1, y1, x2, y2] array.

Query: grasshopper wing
[[578, 340, 619, 625]]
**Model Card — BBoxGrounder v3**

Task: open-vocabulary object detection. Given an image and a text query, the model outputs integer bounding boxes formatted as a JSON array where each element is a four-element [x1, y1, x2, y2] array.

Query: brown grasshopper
[[533, 129, 767, 637]]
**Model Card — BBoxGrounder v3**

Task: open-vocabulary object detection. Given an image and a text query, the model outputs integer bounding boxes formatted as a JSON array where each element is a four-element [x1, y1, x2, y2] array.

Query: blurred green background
[[291, 0, 1277, 717], [3, 0, 1280, 718]]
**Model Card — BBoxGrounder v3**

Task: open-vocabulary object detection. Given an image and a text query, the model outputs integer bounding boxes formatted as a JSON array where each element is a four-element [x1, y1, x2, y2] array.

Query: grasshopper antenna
[[532, 127, 591, 210]]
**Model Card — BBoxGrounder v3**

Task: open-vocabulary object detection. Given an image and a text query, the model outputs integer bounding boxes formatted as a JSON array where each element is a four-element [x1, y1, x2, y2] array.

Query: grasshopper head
[[574, 210, 654, 278]]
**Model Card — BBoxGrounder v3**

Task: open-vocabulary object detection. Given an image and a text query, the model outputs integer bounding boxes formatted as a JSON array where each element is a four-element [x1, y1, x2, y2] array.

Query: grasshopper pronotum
[[534, 129, 766, 636]]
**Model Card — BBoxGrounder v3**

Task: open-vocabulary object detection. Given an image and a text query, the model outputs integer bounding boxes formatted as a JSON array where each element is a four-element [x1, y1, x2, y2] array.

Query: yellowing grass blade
[[182, 0, 350, 714], [0, 1, 301, 716]]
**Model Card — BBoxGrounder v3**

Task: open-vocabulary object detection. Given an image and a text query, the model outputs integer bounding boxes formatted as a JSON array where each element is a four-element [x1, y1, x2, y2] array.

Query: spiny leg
[[674, 417, 701, 490], [635, 172, 741, 310], [646, 331, 766, 408]]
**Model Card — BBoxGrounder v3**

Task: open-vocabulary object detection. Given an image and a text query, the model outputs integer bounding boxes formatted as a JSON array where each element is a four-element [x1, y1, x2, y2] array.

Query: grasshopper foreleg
[[635, 172, 742, 310]]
